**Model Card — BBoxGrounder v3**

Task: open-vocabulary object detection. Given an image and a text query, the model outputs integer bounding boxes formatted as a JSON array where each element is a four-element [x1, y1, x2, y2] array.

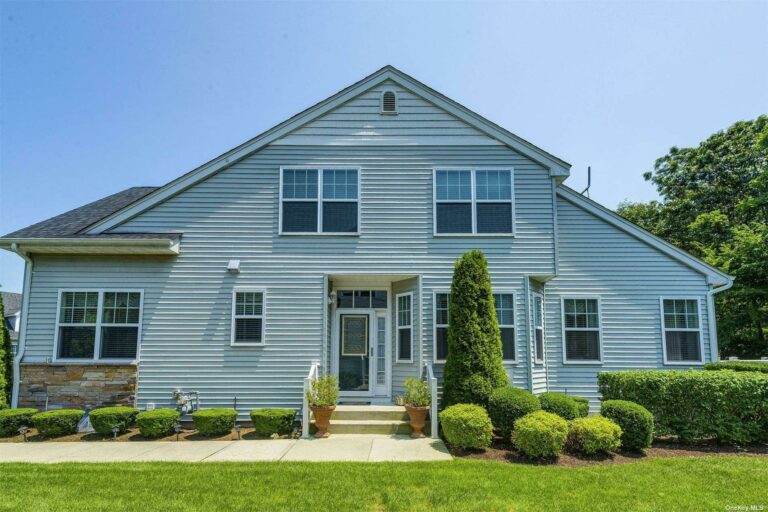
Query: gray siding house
[[2, 66, 732, 416]]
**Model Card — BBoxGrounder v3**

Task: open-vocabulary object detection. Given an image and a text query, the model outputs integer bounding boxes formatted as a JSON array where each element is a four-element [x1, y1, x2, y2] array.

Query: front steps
[[313, 405, 427, 435]]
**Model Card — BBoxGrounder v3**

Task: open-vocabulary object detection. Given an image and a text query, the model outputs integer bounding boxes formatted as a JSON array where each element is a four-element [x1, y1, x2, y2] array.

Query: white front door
[[336, 309, 376, 397]]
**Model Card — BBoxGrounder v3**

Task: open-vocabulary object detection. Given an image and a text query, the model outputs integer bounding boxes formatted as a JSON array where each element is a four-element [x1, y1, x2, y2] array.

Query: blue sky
[[1, 1, 766, 293]]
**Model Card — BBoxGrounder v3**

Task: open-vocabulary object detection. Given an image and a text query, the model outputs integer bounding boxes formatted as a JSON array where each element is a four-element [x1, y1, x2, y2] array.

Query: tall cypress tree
[[441, 250, 508, 408], [0, 295, 9, 408]]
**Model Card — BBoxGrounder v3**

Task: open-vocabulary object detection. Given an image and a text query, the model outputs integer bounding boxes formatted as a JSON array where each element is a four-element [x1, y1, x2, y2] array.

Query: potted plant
[[403, 377, 431, 438], [306, 375, 339, 438]]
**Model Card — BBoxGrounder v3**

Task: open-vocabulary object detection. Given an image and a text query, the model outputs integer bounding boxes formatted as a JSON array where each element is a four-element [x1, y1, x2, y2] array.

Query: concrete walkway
[[0, 435, 452, 463]]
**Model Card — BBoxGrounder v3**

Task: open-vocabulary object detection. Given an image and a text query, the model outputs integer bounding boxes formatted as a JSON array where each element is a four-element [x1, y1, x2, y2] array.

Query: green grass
[[1, 458, 766, 511]]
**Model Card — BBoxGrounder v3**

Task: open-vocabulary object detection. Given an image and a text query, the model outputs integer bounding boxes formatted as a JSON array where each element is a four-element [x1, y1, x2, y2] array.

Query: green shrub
[[572, 397, 590, 417], [403, 378, 431, 407], [191, 408, 237, 436], [487, 387, 540, 438], [601, 400, 654, 451], [442, 251, 508, 408], [32, 409, 84, 438], [250, 409, 296, 437], [598, 370, 768, 444], [439, 404, 494, 450], [89, 406, 139, 436], [568, 416, 622, 455], [306, 375, 339, 408], [0, 408, 38, 437], [704, 361, 768, 374], [539, 392, 581, 420], [512, 411, 569, 458], [136, 409, 180, 438]]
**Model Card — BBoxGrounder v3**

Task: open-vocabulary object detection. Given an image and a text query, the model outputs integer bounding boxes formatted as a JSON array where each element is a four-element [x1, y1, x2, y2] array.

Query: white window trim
[[53, 288, 144, 363], [278, 166, 361, 236], [432, 290, 450, 364], [231, 288, 267, 347], [432, 167, 516, 237], [532, 291, 545, 365], [494, 289, 518, 364], [560, 295, 604, 365], [660, 296, 704, 365], [396, 291, 413, 363], [380, 88, 398, 114]]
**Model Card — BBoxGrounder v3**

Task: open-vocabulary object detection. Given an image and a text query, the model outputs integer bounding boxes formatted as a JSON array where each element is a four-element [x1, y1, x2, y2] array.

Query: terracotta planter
[[405, 405, 430, 438], [310, 405, 336, 438]]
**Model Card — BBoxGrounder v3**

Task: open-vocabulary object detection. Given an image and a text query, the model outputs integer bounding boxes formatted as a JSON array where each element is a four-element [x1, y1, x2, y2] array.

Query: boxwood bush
[[89, 406, 139, 436], [539, 392, 582, 420], [0, 408, 38, 437], [191, 408, 237, 436], [568, 416, 622, 455], [250, 409, 296, 437], [512, 411, 569, 458], [136, 409, 180, 438], [703, 361, 768, 374], [32, 409, 84, 438], [601, 400, 654, 451], [572, 396, 590, 417], [439, 404, 494, 450], [598, 370, 768, 444], [487, 386, 540, 439]]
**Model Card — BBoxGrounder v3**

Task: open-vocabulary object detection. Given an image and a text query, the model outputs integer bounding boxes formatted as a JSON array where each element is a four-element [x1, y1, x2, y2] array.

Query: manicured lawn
[[1, 457, 766, 511]]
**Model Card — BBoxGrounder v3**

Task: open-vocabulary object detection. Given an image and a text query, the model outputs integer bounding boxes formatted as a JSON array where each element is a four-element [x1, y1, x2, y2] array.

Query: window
[[280, 168, 359, 234], [533, 293, 544, 363], [336, 289, 388, 309], [434, 169, 514, 235], [661, 298, 702, 363], [232, 290, 265, 345], [381, 90, 397, 114], [434, 292, 449, 362], [397, 292, 413, 362], [494, 293, 516, 361], [562, 298, 601, 363], [56, 290, 142, 361]]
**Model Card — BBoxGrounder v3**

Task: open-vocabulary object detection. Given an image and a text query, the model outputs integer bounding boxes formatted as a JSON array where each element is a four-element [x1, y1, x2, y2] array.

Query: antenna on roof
[[580, 166, 591, 198]]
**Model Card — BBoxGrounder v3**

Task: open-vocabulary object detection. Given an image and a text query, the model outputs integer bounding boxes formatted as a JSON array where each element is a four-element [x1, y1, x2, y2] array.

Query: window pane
[[493, 293, 514, 325], [534, 296, 543, 328], [436, 170, 472, 201], [436, 327, 448, 360], [398, 295, 411, 326], [283, 169, 318, 199], [322, 202, 358, 233], [436, 203, 472, 233], [435, 293, 449, 325], [476, 171, 512, 200], [282, 201, 318, 232], [235, 318, 263, 343], [236, 292, 263, 316], [535, 329, 544, 361], [353, 290, 371, 308], [102, 292, 140, 324], [566, 331, 600, 360], [502, 327, 515, 360], [371, 290, 388, 309], [58, 326, 96, 358], [100, 327, 138, 359], [60, 291, 98, 324], [665, 331, 701, 361], [323, 169, 358, 200], [337, 290, 353, 308], [398, 328, 412, 360]]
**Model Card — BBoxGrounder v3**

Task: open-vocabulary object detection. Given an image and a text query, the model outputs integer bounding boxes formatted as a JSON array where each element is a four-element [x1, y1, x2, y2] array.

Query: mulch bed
[[449, 437, 768, 467], [0, 427, 294, 443]]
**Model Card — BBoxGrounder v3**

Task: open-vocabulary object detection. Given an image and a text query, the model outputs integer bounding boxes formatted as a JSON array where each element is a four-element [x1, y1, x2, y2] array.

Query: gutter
[[9, 243, 32, 408], [706, 279, 734, 363]]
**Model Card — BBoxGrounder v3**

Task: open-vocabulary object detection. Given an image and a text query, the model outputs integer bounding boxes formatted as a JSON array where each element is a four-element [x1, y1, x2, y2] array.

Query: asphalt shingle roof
[[1, 292, 21, 316]]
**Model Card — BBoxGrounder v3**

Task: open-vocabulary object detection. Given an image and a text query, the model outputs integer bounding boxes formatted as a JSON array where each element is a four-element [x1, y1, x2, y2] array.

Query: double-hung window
[[434, 169, 514, 235], [397, 292, 413, 362], [533, 293, 544, 363], [661, 298, 702, 363], [232, 290, 265, 346], [562, 298, 601, 363], [434, 292, 449, 362], [56, 290, 142, 361], [280, 168, 359, 234], [494, 293, 516, 361]]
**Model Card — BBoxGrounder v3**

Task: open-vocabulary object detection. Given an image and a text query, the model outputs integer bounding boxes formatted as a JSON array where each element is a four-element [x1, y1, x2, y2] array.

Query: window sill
[[279, 232, 360, 237], [43, 360, 138, 366], [664, 361, 704, 366], [395, 359, 414, 364], [230, 343, 266, 348], [433, 233, 515, 238], [562, 361, 603, 366]]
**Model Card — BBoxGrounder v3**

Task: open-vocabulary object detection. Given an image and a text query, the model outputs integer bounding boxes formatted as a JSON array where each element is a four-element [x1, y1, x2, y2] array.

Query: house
[[2, 292, 22, 356], [1, 66, 733, 418]]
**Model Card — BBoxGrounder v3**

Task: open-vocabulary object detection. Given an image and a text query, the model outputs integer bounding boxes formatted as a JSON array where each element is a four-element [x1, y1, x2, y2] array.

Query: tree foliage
[[0, 295, 11, 408], [618, 115, 768, 357], [442, 250, 508, 408]]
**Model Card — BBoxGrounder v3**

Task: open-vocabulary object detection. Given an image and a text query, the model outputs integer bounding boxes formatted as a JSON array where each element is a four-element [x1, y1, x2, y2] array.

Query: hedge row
[[703, 361, 768, 374], [598, 370, 768, 444]]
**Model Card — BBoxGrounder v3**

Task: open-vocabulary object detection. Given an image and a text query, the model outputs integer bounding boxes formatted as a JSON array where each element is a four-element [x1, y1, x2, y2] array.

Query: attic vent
[[381, 90, 397, 114]]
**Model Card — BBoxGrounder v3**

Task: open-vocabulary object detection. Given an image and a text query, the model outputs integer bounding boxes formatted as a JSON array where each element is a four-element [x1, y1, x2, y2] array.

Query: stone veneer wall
[[18, 364, 137, 410]]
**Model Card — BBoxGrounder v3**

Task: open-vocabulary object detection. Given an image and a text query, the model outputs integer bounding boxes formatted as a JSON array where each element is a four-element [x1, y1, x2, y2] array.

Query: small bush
[[704, 361, 768, 374], [601, 400, 653, 451], [0, 408, 38, 437], [306, 375, 339, 408], [403, 378, 431, 407], [191, 408, 237, 436], [250, 409, 296, 437], [512, 411, 569, 458], [136, 409, 179, 438], [539, 392, 581, 420], [439, 404, 494, 450], [32, 409, 84, 438], [568, 416, 622, 455], [572, 397, 590, 417], [89, 406, 139, 436], [487, 387, 541, 438]]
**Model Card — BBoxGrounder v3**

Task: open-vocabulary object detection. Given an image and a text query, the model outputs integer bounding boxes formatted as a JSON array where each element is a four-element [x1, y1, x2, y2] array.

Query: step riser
[[331, 411, 409, 421], [327, 423, 421, 435]]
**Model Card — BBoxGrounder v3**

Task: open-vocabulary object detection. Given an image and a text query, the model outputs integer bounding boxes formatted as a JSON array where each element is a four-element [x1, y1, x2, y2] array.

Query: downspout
[[9, 243, 33, 408], [707, 279, 734, 363], [523, 276, 533, 392]]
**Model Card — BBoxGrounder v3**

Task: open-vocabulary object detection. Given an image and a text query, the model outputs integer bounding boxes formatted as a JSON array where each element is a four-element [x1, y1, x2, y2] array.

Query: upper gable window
[[381, 90, 398, 114], [434, 169, 514, 235], [280, 168, 359, 234]]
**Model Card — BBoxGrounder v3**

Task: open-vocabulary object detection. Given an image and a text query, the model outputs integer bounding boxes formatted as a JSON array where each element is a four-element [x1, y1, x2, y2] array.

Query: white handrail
[[423, 362, 438, 438], [302, 359, 320, 439]]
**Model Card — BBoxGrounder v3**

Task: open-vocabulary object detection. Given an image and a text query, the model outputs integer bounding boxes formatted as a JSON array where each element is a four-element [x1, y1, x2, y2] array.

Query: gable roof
[[556, 186, 733, 287], [84, 65, 571, 234], [2, 292, 22, 317]]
